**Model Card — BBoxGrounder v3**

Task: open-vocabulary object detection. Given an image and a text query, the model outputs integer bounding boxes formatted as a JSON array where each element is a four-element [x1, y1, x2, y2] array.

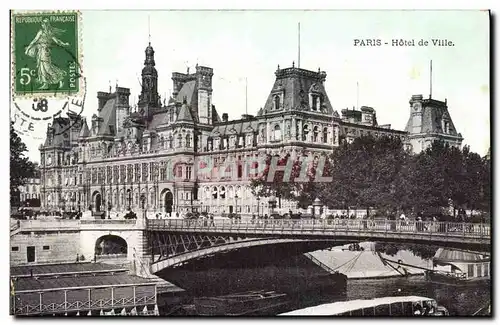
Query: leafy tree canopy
[[11, 122, 36, 202]]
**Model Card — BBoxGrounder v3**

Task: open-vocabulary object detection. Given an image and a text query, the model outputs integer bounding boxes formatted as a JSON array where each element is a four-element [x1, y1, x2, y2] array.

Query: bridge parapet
[[80, 219, 143, 231], [15, 219, 81, 232], [12, 218, 146, 233], [147, 219, 491, 251]]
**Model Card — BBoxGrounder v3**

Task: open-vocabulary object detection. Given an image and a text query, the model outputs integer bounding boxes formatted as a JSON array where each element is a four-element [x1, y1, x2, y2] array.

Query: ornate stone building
[[405, 94, 463, 153], [39, 43, 455, 217]]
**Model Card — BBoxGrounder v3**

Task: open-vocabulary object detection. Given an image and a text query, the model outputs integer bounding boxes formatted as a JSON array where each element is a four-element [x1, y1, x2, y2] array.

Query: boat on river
[[424, 248, 490, 286], [279, 296, 449, 316], [190, 290, 289, 316]]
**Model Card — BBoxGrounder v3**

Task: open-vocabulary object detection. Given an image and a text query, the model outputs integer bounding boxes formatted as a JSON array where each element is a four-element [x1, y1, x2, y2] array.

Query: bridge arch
[[150, 238, 339, 273], [94, 234, 128, 256]]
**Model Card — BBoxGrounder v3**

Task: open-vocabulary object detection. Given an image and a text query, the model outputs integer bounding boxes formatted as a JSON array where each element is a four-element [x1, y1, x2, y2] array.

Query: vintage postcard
[[9, 10, 491, 317]]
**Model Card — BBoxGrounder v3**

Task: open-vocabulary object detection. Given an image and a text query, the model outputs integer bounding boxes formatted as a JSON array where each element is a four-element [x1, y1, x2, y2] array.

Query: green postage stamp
[[11, 11, 83, 98]]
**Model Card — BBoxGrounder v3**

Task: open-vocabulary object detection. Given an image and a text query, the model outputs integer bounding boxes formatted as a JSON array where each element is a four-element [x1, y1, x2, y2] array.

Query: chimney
[[222, 113, 229, 122]]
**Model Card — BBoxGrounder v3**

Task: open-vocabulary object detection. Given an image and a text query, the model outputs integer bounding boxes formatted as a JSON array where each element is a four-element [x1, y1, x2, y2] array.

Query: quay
[[10, 262, 182, 316]]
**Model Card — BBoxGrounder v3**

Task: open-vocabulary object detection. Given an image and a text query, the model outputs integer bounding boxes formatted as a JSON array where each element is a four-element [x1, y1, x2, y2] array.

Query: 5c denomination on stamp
[[11, 10, 83, 98]]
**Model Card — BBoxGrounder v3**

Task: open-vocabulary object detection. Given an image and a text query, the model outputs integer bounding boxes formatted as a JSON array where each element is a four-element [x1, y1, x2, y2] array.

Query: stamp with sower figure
[[10, 10, 86, 139]]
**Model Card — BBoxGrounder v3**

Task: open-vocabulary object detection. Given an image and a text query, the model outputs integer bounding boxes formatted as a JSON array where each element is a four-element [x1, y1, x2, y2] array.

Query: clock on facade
[[412, 103, 422, 112]]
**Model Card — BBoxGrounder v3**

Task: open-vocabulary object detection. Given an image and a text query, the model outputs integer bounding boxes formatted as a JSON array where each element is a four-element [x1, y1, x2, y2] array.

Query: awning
[[433, 248, 490, 264]]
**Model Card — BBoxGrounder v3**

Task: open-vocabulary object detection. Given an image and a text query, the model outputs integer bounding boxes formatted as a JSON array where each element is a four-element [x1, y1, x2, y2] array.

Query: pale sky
[[17, 10, 490, 162]]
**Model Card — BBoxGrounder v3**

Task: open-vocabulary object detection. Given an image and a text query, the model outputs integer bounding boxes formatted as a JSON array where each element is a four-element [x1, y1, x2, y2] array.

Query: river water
[[160, 274, 490, 316], [157, 246, 490, 316]]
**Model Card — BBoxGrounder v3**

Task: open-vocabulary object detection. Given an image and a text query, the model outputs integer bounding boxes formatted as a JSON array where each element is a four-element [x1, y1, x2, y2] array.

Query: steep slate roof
[[259, 67, 336, 116], [52, 118, 70, 146], [405, 98, 460, 136], [148, 111, 169, 130], [79, 119, 90, 138], [176, 80, 196, 106], [177, 103, 194, 122], [97, 97, 117, 136], [212, 106, 221, 123]]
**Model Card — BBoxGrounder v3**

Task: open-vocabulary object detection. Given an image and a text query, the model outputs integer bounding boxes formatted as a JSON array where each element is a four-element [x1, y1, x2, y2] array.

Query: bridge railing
[[147, 219, 490, 239], [80, 219, 137, 225], [16, 219, 81, 231]]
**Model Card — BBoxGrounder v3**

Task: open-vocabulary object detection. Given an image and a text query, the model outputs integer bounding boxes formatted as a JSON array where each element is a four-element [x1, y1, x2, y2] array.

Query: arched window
[[177, 134, 182, 148], [168, 135, 173, 149], [313, 126, 319, 142], [274, 95, 280, 110], [160, 136, 164, 149], [303, 125, 310, 141], [186, 134, 192, 148], [273, 124, 282, 141], [212, 187, 218, 199], [220, 186, 226, 199]]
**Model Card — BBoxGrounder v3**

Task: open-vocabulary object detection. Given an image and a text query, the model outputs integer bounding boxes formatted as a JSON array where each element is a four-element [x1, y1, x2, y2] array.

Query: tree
[[374, 242, 439, 260], [317, 135, 411, 215], [407, 141, 450, 216], [408, 141, 491, 218], [10, 122, 36, 205], [249, 150, 320, 208], [478, 155, 491, 216]]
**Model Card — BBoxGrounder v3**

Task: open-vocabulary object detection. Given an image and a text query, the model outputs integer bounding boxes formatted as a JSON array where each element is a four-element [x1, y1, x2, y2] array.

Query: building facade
[[38, 43, 461, 217], [19, 167, 41, 206]]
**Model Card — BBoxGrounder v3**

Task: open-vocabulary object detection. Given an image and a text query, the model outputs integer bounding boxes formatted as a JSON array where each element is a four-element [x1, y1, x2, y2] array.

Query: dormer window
[[312, 96, 318, 111], [177, 134, 182, 148], [274, 95, 281, 110], [443, 120, 450, 133], [186, 134, 192, 148]]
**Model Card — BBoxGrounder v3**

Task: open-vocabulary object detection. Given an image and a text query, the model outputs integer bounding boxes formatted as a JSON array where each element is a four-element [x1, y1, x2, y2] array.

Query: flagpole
[[298, 22, 301, 69], [356, 82, 359, 110], [245, 77, 248, 115], [430, 60, 433, 99]]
